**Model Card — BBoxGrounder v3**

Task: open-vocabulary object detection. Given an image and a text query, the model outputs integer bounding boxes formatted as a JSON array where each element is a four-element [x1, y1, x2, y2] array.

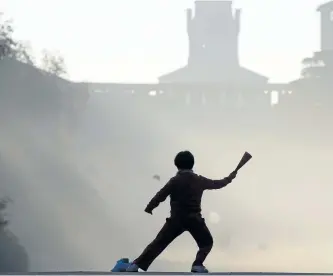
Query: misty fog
[[1, 0, 333, 273], [1, 87, 332, 272]]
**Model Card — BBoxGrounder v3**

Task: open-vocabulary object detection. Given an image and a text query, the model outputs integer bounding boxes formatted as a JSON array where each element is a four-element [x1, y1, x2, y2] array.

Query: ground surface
[[1, 273, 333, 275]]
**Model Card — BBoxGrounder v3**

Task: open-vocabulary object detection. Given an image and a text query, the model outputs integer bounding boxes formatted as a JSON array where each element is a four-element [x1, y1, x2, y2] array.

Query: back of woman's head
[[174, 151, 194, 170]]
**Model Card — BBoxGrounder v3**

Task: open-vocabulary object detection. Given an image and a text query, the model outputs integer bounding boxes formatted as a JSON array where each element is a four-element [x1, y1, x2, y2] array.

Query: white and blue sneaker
[[191, 265, 209, 273], [111, 258, 130, 272], [126, 262, 140, 272]]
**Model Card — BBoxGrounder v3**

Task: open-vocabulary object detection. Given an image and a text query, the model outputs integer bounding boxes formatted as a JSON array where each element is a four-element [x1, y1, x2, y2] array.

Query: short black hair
[[174, 151, 194, 170]]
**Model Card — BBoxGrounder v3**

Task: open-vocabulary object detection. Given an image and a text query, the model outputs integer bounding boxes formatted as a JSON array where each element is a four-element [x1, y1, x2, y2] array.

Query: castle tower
[[317, 1, 333, 51], [158, 0, 267, 86], [187, 0, 241, 69]]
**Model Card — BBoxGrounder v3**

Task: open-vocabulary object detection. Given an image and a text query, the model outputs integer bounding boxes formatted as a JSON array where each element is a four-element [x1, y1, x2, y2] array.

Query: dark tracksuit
[[133, 170, 234, 271]]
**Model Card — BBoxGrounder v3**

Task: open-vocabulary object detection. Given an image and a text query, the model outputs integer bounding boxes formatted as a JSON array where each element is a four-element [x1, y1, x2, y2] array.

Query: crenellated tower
[[187, 1, 241, 69], [159, 0, 267, 87]]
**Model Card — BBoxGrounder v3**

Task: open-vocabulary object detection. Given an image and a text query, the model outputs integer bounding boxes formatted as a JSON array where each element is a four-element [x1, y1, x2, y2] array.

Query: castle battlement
[[84, 1, 333, 110]]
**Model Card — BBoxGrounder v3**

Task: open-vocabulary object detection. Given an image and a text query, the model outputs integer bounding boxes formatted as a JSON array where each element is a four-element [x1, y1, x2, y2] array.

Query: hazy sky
[[0, 0, 325, 83]]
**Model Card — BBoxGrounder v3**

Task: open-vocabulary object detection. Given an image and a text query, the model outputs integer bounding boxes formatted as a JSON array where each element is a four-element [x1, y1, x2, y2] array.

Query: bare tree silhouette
[[41, 50, 67, 77]]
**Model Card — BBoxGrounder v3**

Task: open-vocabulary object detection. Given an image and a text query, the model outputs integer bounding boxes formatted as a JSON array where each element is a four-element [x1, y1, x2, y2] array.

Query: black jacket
[[145, 170, 233, 217]]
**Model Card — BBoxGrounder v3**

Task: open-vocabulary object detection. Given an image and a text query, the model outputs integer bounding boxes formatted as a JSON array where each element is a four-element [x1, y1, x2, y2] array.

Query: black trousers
[[133, 215, 213, 271]]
